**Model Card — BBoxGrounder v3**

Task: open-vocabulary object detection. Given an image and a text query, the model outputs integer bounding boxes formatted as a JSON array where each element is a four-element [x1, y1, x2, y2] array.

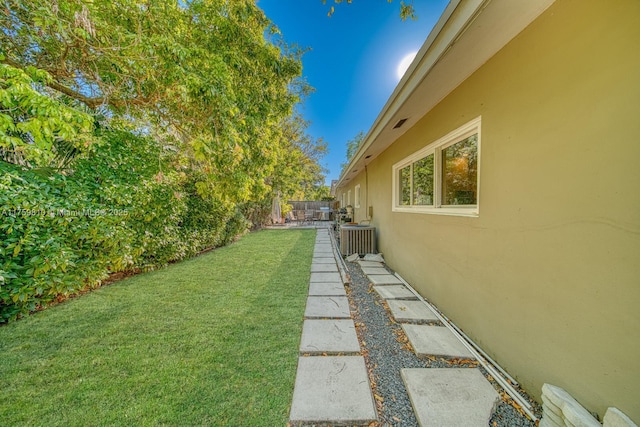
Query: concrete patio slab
[[290, 356, 377, 425], [401, 368, 499, 427], [402, 324, 474, 358], [369, 274, 404, 285], [310, 272, 342, 283], [313, 257, 336, 264], [387, 300, 439, 322], [311, 263, 338, 273], [304, 296, 351, 318], [299, 319, 360, 354], [356, 260, 384, 268], [361, 266, 388, 275], [308, 282, 346, 296], [374, 285, 417, 300]]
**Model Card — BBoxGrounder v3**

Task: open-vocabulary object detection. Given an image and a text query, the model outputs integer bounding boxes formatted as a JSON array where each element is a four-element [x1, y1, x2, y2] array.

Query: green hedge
[[0, 129, 248, 323]]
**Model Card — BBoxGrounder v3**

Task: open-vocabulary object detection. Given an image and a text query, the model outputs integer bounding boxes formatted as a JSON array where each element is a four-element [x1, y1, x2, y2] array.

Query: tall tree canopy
[[1, 0, 313, 203]]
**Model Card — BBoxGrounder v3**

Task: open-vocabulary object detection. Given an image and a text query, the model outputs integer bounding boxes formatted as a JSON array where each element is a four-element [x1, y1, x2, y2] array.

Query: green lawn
[[0, 229, 315, 426]]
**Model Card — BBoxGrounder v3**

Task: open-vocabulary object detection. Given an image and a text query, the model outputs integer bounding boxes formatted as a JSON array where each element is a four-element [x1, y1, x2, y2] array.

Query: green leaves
[[0, 64, 94, 167], [1, 0, 307, 205], [323, 0, 416, 20]]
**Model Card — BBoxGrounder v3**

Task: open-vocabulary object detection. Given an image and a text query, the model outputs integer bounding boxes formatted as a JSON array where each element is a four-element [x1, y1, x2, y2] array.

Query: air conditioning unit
[[340, 226, 376, 256]]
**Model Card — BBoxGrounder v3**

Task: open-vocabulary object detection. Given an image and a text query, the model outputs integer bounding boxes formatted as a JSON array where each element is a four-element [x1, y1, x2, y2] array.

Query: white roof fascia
[[337, 0, 478, 185], [337, 0, 556, 187]]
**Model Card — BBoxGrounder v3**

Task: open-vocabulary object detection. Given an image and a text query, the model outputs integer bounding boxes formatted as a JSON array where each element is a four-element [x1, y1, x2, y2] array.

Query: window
[[354, 184, 361, 208], [347, 190, 351, 206], [341, 192, 346, 208], [392, 117, 480, 216]]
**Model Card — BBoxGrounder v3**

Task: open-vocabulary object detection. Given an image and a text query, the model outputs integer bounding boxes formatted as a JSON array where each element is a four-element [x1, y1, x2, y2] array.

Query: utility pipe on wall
[[394, 273, 538, 422]]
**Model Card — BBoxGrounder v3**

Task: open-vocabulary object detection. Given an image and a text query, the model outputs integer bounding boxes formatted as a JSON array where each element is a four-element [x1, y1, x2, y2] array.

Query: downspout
[[365, 164, 370, 221]]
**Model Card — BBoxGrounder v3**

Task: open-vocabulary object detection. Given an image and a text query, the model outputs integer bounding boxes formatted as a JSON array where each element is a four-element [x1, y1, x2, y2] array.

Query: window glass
[[442, 134, 478, 205], [400, 165, 411, 205], [413, 154, 434, 205]]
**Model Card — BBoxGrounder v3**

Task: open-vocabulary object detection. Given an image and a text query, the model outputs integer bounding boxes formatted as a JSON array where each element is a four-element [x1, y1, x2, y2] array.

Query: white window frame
[[347, 189, 351, 206], [354, 184, 361, 208], [392, 116, 481, 217]]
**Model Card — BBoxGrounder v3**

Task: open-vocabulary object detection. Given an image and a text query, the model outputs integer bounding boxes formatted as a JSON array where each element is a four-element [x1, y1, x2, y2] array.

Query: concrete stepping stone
[[313, 257, 336, 264], [402, 324, 474, 358], [361, 266, 388, 275], [387, 300, 439, 322], [305, 296, 351, 318], [401, 368, 499, 427], [356, 260, 383, 268], [314, 250, 335, 256], [369, 274, 403, 285], [309, 282, 347, 296], [310, 272, 342, 283], [290, 356, 377, 425], [373, 285, 417, 300], [299, 319, 360, 354], [311, 263, 338, 273]]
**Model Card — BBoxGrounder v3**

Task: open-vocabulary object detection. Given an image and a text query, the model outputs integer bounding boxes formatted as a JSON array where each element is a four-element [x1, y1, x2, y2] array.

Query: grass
[[0, 229, 315, 426]]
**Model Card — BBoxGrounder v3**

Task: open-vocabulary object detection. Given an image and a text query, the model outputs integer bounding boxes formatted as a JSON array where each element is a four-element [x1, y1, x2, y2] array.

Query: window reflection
[[442, 135, 478, 205], [413, 154, 434, 205]]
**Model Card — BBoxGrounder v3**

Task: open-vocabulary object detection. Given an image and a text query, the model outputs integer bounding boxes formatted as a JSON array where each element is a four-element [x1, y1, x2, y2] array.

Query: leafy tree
[[243, 113, 328, 226], [0, 62, 94, 168], [340, 130, 365, 175], [1, 0, 304, 203], [0, 1, 330, 320], [322, 0, 417, 20]]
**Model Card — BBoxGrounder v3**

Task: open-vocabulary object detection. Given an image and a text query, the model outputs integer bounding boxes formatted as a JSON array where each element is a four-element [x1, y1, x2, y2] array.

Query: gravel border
[[342, 257, 541, 427]]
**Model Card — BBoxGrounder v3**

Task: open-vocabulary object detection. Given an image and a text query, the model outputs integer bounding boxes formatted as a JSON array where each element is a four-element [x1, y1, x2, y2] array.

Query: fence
[[287, 200, 340, 222]]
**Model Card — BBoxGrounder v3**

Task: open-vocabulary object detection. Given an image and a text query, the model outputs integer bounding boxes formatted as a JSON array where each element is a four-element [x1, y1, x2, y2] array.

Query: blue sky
[[257, 0, 449, 185]]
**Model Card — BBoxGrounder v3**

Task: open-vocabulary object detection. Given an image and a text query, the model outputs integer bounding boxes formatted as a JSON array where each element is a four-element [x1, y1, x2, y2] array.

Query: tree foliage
[[0, 1, 328, 321], [322, 0, 417, 20], [1, 0, 308, 203], [340, 130, 365, 175], [0, 62, 94, 168]]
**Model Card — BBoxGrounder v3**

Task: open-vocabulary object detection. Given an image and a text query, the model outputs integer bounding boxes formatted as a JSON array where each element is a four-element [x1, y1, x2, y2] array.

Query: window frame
[[354, 184, 361, 208], [392, 116, 481, 217]]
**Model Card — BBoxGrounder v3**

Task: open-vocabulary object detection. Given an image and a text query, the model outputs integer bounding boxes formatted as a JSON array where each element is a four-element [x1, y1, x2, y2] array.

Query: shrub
[[0, 129, 250, 323]]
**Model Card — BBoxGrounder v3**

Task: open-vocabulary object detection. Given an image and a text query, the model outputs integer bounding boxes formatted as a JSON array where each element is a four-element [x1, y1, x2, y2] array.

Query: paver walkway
[[290, 229, 500, 426], [289, 229, 377, 426]]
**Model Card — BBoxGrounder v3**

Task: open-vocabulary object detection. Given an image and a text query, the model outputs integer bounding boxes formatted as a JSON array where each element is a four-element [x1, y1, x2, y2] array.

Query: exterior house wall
[[339, 0, 640, 419], [337, 175, 369, 224]]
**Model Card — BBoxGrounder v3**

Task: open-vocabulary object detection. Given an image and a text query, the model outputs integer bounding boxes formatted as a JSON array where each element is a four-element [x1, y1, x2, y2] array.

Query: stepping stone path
[[401, 368, 499, 426], [291, 234, 505, 426], [289, 229, 377, 426], [361, 260, 500, 426]]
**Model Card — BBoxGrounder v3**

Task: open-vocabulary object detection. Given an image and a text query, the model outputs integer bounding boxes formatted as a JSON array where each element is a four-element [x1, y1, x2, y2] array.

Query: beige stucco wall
[[337, 0, 640, 420]]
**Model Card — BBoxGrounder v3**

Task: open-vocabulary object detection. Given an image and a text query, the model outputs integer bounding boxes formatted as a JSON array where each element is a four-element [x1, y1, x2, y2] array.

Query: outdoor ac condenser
[[340, 226, 376, 256]]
